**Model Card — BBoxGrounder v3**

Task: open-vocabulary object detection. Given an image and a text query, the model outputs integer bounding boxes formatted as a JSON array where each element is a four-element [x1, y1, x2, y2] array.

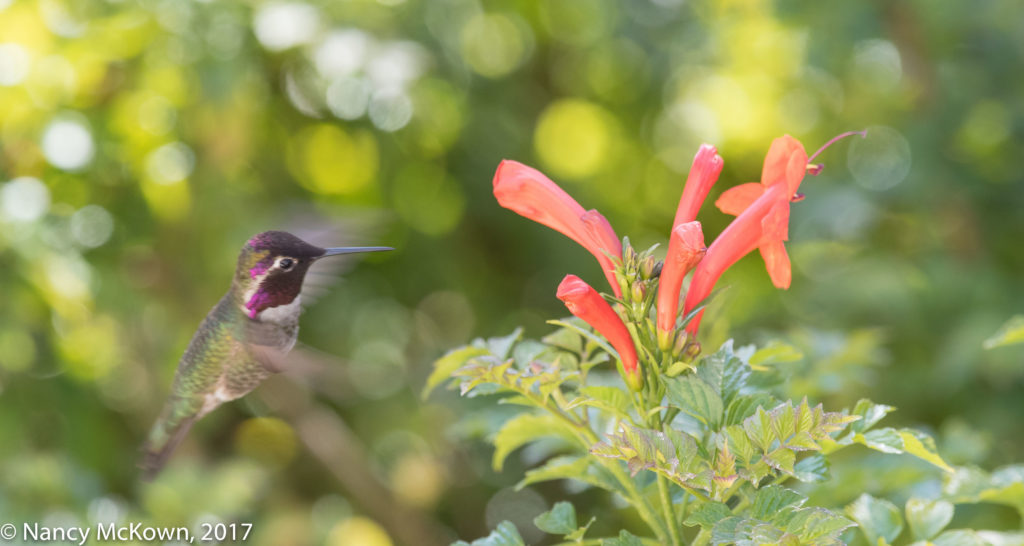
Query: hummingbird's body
[[140, 231, 389, 480]]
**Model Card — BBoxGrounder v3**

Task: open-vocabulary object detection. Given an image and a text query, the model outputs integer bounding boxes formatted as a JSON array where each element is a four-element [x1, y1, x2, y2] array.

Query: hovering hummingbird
[[140, 230, 391, 480]]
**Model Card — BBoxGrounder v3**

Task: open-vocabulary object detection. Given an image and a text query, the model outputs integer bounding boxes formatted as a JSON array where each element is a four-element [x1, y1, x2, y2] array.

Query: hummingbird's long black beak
[[319, 246, 393, 258]]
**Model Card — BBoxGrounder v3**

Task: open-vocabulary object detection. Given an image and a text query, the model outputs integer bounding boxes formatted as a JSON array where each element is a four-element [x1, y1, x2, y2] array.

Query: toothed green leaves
[[692, 486, 854, 545]]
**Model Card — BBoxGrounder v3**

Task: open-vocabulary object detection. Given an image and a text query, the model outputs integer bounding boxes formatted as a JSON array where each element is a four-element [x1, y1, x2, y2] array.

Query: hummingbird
[[140, 230, 391, 480]]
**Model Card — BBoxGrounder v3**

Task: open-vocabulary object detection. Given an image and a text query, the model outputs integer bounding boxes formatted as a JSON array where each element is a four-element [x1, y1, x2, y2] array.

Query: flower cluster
[[492, 132, 863, 391]]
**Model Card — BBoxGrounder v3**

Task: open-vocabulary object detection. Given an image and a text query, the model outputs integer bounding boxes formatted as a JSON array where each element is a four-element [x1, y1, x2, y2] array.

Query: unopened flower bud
[[640, 255, 658, 279], [630, 282, 645, 303], [625, 245, 638, 270], [806, 163, 824, 176], [672, 330, 689, 357], [684, 340, 702, 361]]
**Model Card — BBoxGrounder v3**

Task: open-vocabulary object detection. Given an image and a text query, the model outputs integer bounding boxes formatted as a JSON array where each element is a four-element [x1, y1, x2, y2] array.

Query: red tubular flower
[[656, 221, 706, 349], [672, 144, 725, 227], [494, 160, 623, 297], [683, 135, 810, 334], [557, 275, 641, 390]]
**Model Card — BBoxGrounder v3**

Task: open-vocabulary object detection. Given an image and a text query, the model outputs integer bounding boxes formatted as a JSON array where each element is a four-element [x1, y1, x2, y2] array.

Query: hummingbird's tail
[[139, 398, 201, 481]]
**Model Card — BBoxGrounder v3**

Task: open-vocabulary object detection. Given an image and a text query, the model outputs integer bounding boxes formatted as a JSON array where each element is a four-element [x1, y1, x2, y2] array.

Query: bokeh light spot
[[368, 90, 413, 132], [253, 2, 319, 52], [460, 13, 530, 78], [389, 453, 445, 508], [0, 42, 30, 86], [234, 417, 298, 468], [146, 142, 195, 184], [848, 126, 912, 191], [1, 177, 50, 222], [392, 162, 465, 236], [314, 29, 371, 79], [851, 39, 903, 93], [326, 77, 371, 120], [366, 41, 427, 91], [70, 205, 114, 248], [534, 99, 614, 179], [288, 124, 379, 195], [327, 517, 393, 546], [41, 116, 95, 171]]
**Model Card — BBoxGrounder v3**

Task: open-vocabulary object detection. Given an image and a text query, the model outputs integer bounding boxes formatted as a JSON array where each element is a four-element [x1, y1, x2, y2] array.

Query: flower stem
[[657, 474, 682, 546]]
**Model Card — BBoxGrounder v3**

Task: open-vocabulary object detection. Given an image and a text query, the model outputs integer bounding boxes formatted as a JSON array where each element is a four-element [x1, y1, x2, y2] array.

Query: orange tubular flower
[[494, 160, 623, 297], [683, 135, 810, 334], [557, 275, 641, 390], [656, 221, 706, 349], [672, 144, 725, 227]]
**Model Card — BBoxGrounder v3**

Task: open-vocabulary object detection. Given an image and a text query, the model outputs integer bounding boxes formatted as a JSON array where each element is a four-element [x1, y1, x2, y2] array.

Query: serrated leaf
[[488, 328, 523, 360], [684, 501, 733, 529], [905, 498, 953, 541], [568, 386, 632, 419], [750, 485, 806, 521], [743, 406, 775, 452], [749, 342, 804, 370], [453, 521, 525, 546], [855, 427, 904, 454], [492, 413, 575, 471], [764, 449, 796, 475], [724, 425, 756, 463], [984, 315, 1024, 349], [846, 493, 903, 546], [665, 375, 724, 429], [723, 393, 777, 427], [849, 399, 895, 433], [793, 453, 830, 483], [899, 429, 953, 472], [423, 346, 491, 398], [534, 501, 576, 535], [698, 340, 751, 405], [601, 529, 645, 546], [787, 508, 856, 542]]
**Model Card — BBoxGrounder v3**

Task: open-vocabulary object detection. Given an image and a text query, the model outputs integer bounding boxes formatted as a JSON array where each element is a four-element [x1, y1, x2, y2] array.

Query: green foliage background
[[0, 0, 1021, 544]]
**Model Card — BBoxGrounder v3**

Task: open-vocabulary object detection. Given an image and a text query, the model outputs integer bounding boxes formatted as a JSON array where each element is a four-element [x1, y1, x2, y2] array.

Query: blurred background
[[0, 0, 1022, 543]]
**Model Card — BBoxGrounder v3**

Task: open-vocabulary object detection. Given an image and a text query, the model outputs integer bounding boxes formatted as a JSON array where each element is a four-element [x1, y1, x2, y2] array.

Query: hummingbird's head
[[234, 230, 391, 320]]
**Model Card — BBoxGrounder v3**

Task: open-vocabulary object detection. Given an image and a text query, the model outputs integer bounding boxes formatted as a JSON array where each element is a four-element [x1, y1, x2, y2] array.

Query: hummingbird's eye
[[279, 258, 295, 271]]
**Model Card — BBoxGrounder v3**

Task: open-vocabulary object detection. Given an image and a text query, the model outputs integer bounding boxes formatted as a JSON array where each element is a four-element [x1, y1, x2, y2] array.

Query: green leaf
[[665, 374, 724, 429], [723, 392, 777, 427], [846, 493, 903, 546], [683, 501, 732, 529], [984, 315, 1024, 349], [749, 342, 804, 370], [534, 501, 576, 535], [848, 399, 895, 434], [793, 453, 830, 483], [905, 498, 953, 541], [943, 464, 1024, 515], [548, 319, 618, 361], [452, 521, 525, 546], [518, 455, 620, 493], [742, 406, 775, 452], [488, 328, 523, 360], [750, 485, 806, 521], [423, 346, 491, 398], [567, 386, 632, 419], [492, 413, 575, 471], [698, 340, 751, 405], [601, 529, 645, 546], [899, 429, 954, 472], [932, 529, 987, 546]]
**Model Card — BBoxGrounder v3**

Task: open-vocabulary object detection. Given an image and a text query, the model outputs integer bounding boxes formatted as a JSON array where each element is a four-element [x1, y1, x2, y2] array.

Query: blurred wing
[[270, 205, 393, 307]]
